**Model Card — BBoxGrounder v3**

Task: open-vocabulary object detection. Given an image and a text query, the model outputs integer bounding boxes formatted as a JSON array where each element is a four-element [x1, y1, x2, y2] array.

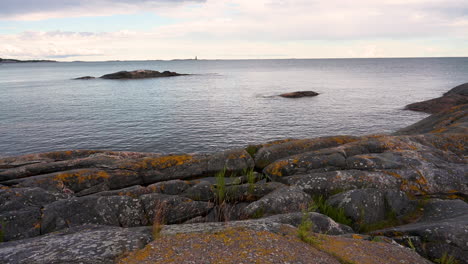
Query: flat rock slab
[[372, 199, 468, 263], [0, 225, 152, 264], [120, 222, 430, 264]]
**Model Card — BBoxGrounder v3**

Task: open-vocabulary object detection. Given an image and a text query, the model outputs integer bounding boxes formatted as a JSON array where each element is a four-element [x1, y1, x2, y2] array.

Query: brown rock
[[100, 70, 185, 79], [280, 91, 319, 98]]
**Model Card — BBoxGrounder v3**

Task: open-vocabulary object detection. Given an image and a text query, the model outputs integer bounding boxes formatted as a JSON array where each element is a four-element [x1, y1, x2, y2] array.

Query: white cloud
[[1, 0, 467, 60]]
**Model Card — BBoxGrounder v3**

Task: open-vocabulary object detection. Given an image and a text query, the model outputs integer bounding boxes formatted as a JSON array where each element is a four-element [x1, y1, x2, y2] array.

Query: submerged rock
[[73, 76, 95, 80], [279, 91, 319, 98]]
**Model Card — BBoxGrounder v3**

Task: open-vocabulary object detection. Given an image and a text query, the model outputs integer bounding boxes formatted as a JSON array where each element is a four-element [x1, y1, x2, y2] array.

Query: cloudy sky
[[1, 0, 467, 60]]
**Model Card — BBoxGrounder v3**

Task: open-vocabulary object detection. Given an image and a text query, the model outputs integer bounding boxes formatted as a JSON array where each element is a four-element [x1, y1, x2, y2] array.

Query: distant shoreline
[[1, 57, 467, 64], [0, 58, 57, 63]]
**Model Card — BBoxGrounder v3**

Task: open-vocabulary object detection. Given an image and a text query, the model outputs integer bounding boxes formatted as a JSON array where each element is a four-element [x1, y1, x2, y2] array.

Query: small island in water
[[0, 58, 57, 63], [0, 83, 466, 264]]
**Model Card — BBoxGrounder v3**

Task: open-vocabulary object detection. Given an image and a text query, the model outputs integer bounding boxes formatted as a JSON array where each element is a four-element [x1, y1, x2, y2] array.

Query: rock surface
[[119, 222, 431, 264], [372, 199, 468, 264], [0, 225, 152, 264], [405, 83, 468, 113], [279, 91, 319, 98], [0, 83, 467, 264]]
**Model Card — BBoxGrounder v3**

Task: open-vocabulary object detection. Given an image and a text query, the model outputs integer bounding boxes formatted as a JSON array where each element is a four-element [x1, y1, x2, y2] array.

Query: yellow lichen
[[267, 160, 290, 177], [54, 170, 110, 184], [132, 155, 194, 170]]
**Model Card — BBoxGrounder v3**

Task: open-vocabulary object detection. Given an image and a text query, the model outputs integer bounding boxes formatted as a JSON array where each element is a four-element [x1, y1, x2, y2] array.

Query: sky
[[0, 0, 467, 61]]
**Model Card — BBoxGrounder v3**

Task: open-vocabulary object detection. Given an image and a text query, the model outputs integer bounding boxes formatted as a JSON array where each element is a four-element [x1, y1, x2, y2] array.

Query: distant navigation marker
[[195, 56, 198, 60]]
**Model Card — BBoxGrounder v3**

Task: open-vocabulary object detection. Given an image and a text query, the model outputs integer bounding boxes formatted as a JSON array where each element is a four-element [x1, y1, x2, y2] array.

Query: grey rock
[[263, 212, 353, 235], [397, 104, 468, 135], [224, 182, 285, 202], [146, 179, 191, 195], [0, 225, 152, 264], [0, 208, 41, 241], [326, 188, 416, 225], [243, 186, 312, 217], [41, 195, 146, 234], [284, 170, 400, 196], [0, 187, 65, 212], [140, 193, 213, 224], [404, 83, 468, 114], [182, 181, 215, 201], [373, 199, 468, 264]]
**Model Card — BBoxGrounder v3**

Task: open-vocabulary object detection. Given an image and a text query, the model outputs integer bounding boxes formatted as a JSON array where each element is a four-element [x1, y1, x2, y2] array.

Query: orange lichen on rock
[[118, 227, 341, 264], [53, 170, 110, 184], [266, 160, 290, 177], [132, 155, 194, 170]]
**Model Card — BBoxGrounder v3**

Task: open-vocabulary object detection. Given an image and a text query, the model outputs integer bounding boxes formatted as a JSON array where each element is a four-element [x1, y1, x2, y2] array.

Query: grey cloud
[[0, 0, 204, 18]]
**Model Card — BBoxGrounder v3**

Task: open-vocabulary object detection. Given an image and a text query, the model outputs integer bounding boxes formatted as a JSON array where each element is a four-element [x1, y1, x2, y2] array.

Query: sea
[[1, 58, 467, 157]]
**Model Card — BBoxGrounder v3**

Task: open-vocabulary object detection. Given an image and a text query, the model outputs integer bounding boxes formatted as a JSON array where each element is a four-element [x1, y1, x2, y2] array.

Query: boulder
[[182, 181, 215, 201], [326, 188, 417, 225], [279, 91, 319, 98], [262, 212, 353, 235], [139, 193, 213, 224], [251, 136, 359, 169], [40, 196, 147, 235], [0, 187, 65, 212], [243, 186, 312, 217], [0, 208, 41, 241], [405, 83, 468, 113], [0, 225, 152, 264], [99, 70, 185, 79], [224, 182, 285, 202]]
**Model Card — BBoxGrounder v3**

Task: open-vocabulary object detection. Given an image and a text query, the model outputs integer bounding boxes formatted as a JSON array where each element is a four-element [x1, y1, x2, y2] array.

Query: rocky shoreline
[[0, 84, 467, 264]]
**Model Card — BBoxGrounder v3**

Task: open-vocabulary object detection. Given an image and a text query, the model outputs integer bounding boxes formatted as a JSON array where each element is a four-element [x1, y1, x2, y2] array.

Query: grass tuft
[[435, 253, 459, 264], [152, 201, 166, 239], [215, 168, 227, 204], [245, 168, 257, 193], [297, 212, 320, 245], [314, 196, 352, 226]]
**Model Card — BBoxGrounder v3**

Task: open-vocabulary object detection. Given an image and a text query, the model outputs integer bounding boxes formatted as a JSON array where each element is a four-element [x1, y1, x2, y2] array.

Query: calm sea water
[[1, 58, 467, 157]]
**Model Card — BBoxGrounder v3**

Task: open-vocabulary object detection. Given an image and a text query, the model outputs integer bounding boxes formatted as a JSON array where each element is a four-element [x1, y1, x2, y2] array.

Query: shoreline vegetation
[[0, 83, 467, 264]]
